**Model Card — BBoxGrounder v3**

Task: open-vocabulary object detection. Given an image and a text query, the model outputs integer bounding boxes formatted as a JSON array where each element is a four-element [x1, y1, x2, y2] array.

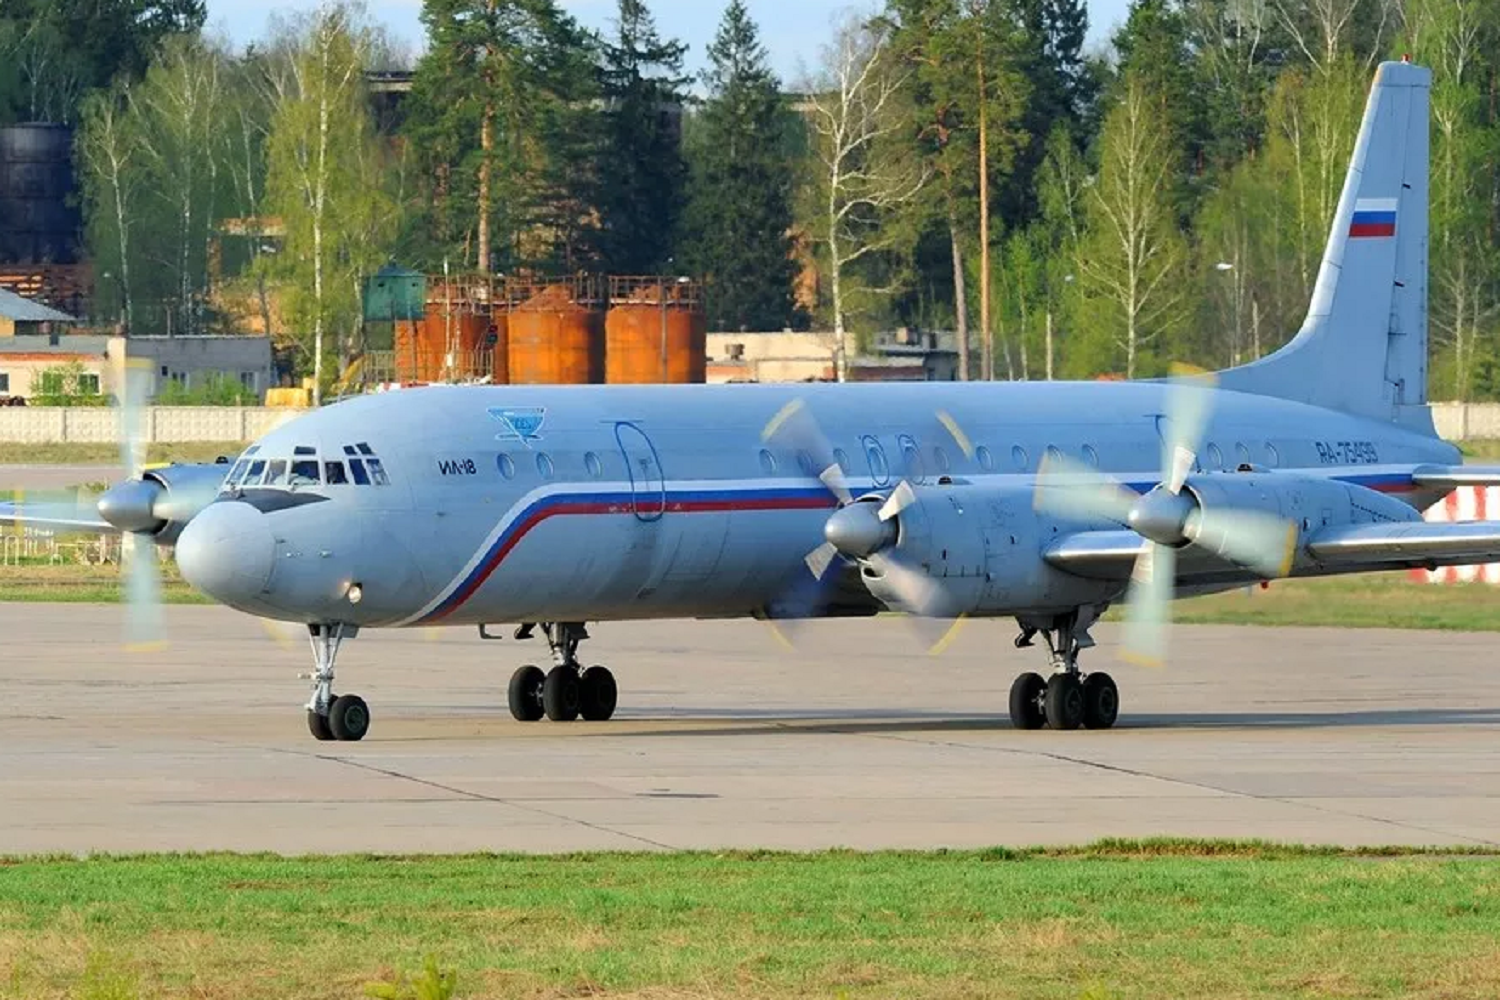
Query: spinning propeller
[[759, 399, 974, 654], [1033, 367, 1297, 667]]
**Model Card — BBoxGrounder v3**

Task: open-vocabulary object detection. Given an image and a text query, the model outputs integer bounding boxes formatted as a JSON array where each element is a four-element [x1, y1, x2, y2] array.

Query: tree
[[1074, 71, 1189, 378], [265, 4, 395, 404], [681, 1, 799, 332], [410, 0, 598, 273], [79, 84, 142, 330], [804, 11, 929, 379], [597, 0, 691, 274]]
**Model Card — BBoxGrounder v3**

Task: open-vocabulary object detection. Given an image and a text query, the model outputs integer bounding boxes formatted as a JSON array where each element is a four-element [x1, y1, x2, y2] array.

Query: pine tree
[[597, 0, 690, 274], [681, 0, 799, 331]]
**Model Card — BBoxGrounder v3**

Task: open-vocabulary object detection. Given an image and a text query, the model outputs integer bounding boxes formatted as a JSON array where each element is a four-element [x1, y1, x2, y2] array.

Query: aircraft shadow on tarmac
[[568, 705, 1500, 739]]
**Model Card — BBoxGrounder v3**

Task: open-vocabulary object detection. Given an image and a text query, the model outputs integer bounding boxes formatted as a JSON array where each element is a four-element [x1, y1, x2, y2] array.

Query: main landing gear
[[1007, 607, 1119, 732], [506, 622, 618, 723], [304, 623, 370, 742]]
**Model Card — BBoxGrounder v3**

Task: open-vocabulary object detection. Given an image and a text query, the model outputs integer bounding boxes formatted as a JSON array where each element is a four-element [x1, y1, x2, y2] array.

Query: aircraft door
[[615, 422, 666, 521]]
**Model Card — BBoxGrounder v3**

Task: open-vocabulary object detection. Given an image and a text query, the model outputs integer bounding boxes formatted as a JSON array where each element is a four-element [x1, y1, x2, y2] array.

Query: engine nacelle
[[1184, 471, 1421, 533], [856, 480, 1119, 618], [97, 462, 229, 544]]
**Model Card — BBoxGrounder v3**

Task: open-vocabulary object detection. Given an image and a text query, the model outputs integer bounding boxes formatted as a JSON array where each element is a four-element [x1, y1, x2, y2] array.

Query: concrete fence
[[0, 406, 298, 444], [1, 400, 1499, 445]]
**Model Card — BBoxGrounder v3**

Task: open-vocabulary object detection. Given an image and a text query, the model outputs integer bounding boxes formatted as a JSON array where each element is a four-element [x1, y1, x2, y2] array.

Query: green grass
[[1, 844, 1498, 999], [0, 563, 207, 604], [1172, 571, 1500, 631], [0, 441, 244, 465]]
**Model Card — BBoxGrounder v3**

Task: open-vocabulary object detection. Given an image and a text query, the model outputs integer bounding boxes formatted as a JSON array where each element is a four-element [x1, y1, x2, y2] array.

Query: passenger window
[[244, 459, 266, 485], [348, 459, 371, 486], [933, 446, 950, 474], [290, 459, 320, 485], [584, 451, 603, 478], [1008, 445, 1024, 470], [536, 453, 555, 479], [796, 449, 817, 477], [498, 454, 516, 479], [759, 449, 777, 474], [898, 435, 923, 482], [1206, 443, 1223, 470], [1082, 444, 1100, 468], [1235, 442, 1252, 467], [833, 447, 850, 472], [266, 460, 288, 486], [1265, 442, 1280, 467], [324, 461, 349, 485], [862, 436, 890, 485], [365, 458, 390, 486]]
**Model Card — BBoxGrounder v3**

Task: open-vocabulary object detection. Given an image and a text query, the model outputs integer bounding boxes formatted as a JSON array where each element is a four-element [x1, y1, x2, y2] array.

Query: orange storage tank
[[395, 311, 495, 382], [488, 312, 510, 383], [507, 277, 605, 384], [605, 278, 706, 384]]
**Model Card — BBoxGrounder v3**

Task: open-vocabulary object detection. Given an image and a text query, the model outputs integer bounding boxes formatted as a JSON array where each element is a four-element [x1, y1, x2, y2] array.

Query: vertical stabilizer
[[1217, 60, 1432, 431]]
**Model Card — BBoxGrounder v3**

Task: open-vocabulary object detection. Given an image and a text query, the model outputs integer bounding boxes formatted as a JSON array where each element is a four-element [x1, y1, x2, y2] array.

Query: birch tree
[[1074, 72, 1189, 378], [806, 12, 928, 379], [79, 86, 141, 330], [265, 4, 392, 403]]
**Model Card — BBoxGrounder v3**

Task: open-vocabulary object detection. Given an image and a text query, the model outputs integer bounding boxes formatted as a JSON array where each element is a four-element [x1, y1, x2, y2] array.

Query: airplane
[[9, 58, 1500, 743]]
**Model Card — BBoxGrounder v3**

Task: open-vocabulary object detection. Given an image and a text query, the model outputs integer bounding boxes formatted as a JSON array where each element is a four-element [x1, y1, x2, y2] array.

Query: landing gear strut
[[304, 623, 369, 742], [506, 622, 617, 723], [1008, 607, 1118, 731]]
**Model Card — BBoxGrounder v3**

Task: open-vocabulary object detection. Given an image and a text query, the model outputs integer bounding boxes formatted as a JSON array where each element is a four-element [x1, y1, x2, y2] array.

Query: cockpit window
[[324, 461, 349, 485], [294, 445, 316, 456], [365, 457, 390, 486], [289, 459, 321, 485], [356, 442, 374, 456], [225, 460, 250, 488], [348, 459, 371, 485], [244, 459, 267, 485], [265, 459, 289, 486]]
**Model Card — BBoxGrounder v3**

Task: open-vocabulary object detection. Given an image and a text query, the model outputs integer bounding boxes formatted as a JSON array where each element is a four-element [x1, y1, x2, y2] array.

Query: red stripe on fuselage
[[424, 494, 836, 624]]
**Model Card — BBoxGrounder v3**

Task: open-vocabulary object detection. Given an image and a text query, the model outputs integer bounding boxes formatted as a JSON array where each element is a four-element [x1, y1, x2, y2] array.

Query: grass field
[[0, 441, 244, 466], [0, 844, 1497, 999], [0, 563, 207, 604]]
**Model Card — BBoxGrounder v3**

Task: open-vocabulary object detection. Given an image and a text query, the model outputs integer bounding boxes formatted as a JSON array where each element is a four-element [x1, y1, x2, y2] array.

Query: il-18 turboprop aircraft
[[10, 60, 1500, 741]]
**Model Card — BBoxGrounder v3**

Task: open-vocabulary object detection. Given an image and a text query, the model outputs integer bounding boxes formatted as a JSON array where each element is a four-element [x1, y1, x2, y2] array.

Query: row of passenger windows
[[223, 443, 390, 491]]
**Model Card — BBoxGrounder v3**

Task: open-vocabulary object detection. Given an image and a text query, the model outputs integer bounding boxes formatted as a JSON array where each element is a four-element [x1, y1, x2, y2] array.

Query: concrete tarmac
[[2, 603, 1498, 854]]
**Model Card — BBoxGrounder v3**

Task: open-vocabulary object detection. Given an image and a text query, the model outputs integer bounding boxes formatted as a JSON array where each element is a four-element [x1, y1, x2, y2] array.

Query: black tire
[[579, 665, 618, 721], [1044, 674, 1084, 731], [1008, 672, 1047, 730], [307, 708, 334, 741], [542, 666, 581, 722], [508, 665, 546, 722], [1082, 672, 1120, 730], [328, 694, 370, 741]]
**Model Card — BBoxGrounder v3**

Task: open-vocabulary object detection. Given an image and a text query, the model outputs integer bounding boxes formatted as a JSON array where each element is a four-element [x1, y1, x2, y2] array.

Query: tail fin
[[1218, 60, 1432, 432]]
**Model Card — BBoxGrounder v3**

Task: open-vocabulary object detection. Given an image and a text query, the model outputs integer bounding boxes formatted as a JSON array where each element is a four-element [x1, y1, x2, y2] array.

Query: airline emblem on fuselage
[[488, 407, 546, 443]]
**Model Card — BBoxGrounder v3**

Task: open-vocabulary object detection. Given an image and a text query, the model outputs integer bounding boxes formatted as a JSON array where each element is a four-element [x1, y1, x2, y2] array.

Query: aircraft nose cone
[[97, 479, 165, 533], [824, 503, 895, 559], [175, 501, 274, 607]]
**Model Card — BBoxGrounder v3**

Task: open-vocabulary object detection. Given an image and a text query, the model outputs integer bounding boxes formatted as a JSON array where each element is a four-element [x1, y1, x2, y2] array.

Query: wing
[[0, 497, 114, 533], [1046, 521, 1500, 582], [1412, 464, 1500, 488]]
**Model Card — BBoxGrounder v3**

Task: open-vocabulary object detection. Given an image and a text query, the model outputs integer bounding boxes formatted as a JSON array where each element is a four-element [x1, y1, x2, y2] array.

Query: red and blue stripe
[[1349, 201, 1397, 239], [415, 485, 835, 624]]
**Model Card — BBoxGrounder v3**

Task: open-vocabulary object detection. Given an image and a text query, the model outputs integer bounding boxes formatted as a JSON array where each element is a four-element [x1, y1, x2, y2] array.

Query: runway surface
[[2, 603, 1498, 854]]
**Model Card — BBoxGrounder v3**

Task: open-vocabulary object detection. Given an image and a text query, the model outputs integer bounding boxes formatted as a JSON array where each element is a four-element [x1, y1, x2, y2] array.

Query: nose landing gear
[[304, 623, 369, 741], [505, 622, 617, 722]]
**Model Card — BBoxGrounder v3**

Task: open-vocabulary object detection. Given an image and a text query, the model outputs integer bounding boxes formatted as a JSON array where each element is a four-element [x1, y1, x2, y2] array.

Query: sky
[[203, 0, 1131, 80]]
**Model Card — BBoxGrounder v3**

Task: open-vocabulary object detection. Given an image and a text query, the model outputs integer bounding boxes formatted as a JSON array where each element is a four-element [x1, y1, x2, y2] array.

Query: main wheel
[[542, 666, 581, 722], [328, 693, 370, 741], [1008, 672, 1047, 730], [508, 665, 546, 722], [1044, 674, 1084, 731], [1082, 672, 1120, 730], [579, 665, 618, 721], [307, 708, 334, 741]]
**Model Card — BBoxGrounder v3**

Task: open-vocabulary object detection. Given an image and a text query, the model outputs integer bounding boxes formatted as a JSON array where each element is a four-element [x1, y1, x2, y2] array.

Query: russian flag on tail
[[1349, 197, 1398, 238]]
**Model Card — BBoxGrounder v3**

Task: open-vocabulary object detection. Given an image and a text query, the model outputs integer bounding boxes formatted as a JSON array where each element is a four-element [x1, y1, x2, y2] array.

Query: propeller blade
[[1033, 452, 1138, 524], [804, 541, 839, 580], [260, 618, 302, 650], [878, 480, 916, 522], [876, 558, 967, 656], [1120, 541, 1175, 669], [123, 532, 165, 652], [936, 409, 975, 459], [1161, 366, 1216, 492], [818, 464, 853, 506], [119, 360, 151, 479], [1189, 507, 1298, 579]]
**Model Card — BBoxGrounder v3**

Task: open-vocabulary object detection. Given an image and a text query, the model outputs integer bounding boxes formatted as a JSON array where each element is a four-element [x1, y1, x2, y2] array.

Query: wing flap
[[1304, 521, 1500, 568]]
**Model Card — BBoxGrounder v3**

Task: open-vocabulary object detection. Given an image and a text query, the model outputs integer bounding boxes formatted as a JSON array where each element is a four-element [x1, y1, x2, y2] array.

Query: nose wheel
[[505, 622, 618, 722], [303, 623, 369, 741]]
